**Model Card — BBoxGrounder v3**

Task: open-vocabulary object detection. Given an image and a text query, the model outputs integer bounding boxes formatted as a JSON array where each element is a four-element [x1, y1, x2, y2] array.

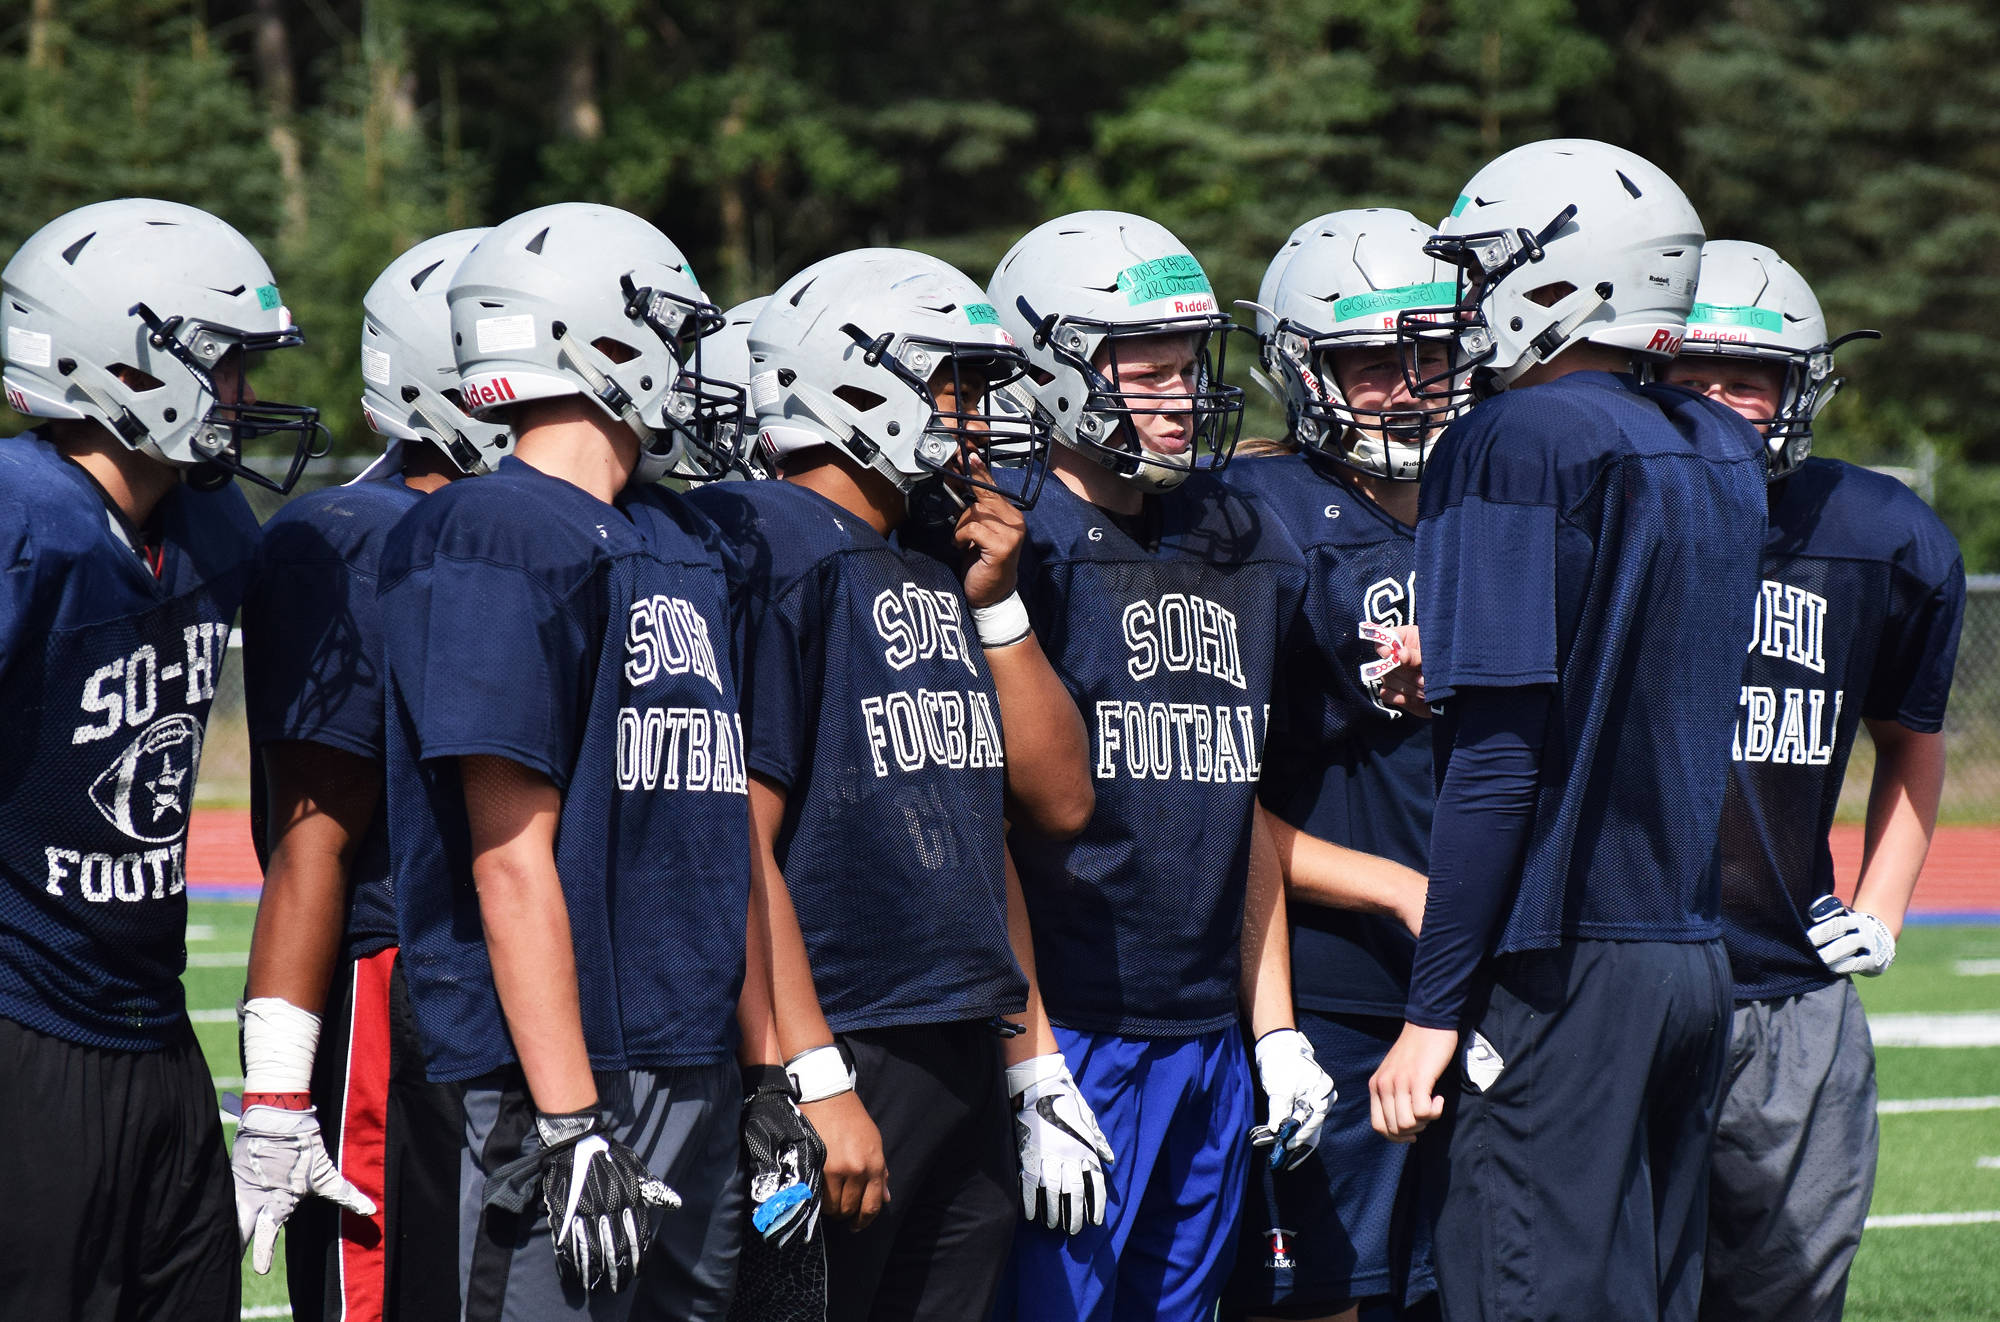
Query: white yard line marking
[[1869, 1012, 2000, 1048], [241, 1307, 293, 1318], [1954, 959, 2000, 976], [1867, 1211, 2000, 1229], [186, 924, 217, 942], [189, 1008, 238, 1023], [1880, 1096, 2000, 1114], [186, 951, 251, 967], [1976, 1157, 2000, 1169], [211, 1076, 245, 1089]]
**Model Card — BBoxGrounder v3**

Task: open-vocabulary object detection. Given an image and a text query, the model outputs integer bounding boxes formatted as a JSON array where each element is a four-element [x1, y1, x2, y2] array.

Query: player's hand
[[231, 1103, 378, 1274], [1369, 1023, 1458, 1141], [1808, 895, 1897, 977], [741, 1069, 827, 1245], [1007, 1053, 1116, 1234], [1368, 624, 1431, 719], [532, 1109, 680, 1293], [800, 1091, 890, 1229], [952, 454, 1026, 610], [1250, 1028, 1336, 1170]]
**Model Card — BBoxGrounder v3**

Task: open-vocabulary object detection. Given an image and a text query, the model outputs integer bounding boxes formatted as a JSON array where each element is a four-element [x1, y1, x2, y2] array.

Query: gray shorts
[[459, 1062, 743, 1322], [1700, 978, 1878, 1322]]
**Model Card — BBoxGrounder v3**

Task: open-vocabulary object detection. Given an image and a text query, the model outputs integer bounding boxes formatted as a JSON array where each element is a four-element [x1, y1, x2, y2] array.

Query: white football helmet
[[1407, 140, 1705, 396], [1, 198, 326, 492], [1254, 209, 1462, 480], [445, 203, 738, 485], [702, 295, 768, 479], [1677, 240, 1878, 480], [748, 248, 1051, 505], [356, 228, 509, 482], [989, 211, 1243, 492]]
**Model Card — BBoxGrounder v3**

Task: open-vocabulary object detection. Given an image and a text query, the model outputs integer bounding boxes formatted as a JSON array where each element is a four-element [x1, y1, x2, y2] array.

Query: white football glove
[[1251, 1028, 1336, 1171], [1007, 1053, 1115, 1234], [1807, 895, 1897, 977], [232, 1103, 379, 1273]]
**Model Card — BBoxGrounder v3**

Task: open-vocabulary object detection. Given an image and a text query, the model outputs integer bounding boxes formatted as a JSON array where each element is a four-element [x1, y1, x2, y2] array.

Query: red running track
[[187, 810, 1997, 910]]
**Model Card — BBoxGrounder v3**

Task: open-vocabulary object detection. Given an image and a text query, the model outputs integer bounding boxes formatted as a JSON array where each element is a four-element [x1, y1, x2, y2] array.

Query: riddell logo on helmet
[[1174, 296, 1216, 315], [4, 384, 26, 414], [464, 377, 519, 408], [1647, 329, 1685, 354], [1688, 328, 1752, 344]]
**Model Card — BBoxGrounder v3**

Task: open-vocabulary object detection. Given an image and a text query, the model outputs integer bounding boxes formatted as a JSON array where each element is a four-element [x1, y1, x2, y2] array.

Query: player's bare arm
[[245, 742, 379, 1013], [1241, 806, 1336, 1169], [1259, 804, 1427, 935], [750, 772, 890, 1228], [1850, 720, 1947, 942], [461, 754, 597, 1114], [949, 426, 1093, 838]]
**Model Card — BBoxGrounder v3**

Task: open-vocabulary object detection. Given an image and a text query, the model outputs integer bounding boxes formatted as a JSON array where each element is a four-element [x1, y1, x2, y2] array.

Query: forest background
[[3, 0, 1996, 566]]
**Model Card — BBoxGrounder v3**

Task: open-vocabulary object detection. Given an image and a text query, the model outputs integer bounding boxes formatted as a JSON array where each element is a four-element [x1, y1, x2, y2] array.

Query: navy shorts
[[1428, 939, 1732, 1322], [1224, 1011, 1437, 1315]]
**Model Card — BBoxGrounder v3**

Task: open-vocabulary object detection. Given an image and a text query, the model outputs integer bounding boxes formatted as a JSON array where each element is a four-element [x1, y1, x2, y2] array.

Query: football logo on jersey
[[1264, 1227, 1298, 1270], [88, 713, 202, 844]]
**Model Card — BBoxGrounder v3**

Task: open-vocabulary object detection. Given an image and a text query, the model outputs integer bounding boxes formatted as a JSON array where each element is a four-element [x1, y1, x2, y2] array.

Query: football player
[[1367, 141, 1769, 1322], [232, 228, 505, 1322], [980, 211, 1335, 1322], [377, 203, 751, 1320], [1658, 241, 1964, 1322], [1220, 209, 1458, 1322], [690, 247, 1099, 1322], [0, 198, 321, 1319]]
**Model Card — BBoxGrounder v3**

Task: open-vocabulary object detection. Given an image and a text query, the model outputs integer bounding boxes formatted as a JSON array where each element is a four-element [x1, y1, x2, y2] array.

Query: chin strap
[[554, 326, 660, 449]]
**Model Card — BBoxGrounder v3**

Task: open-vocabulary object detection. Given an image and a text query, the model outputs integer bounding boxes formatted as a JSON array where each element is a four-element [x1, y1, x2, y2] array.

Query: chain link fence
[[1841, 574, 2000, 824]]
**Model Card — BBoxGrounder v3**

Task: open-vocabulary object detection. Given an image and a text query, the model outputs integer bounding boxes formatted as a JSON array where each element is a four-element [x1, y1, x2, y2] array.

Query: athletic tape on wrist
[[785, 1044, 856, 1104], [241, 997, 322, 1095], [972, 592, 1031, 649]]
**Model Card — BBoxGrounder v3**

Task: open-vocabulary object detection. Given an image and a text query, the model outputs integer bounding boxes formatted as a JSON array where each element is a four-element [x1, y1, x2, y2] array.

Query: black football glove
[[741, 1066, 826, 1246], [482, 1108, 681, 1293]]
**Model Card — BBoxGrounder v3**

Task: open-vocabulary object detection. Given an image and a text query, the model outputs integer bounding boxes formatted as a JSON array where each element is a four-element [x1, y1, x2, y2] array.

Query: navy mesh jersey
[[1721, 458, 1963, 1001], [1226, 452, 1431, 1016], [0, 433, 259, 1049], [1416, 372, 1767, 952], [689, 481, 1026, 1033], [380, 458, 750, 1082], [242, 476, 421, 961], [1002, 474, 1308, 1037]]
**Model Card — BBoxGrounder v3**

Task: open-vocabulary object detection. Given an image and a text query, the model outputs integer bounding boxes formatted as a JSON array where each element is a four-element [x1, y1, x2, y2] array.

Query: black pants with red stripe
[[287, 946, 464, 1322]]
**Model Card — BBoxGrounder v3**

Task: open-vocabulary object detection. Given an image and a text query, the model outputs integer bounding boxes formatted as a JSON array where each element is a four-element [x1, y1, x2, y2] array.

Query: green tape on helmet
[[1115, 254, 1211, 306], [255, 284, 281, 310], [965, 302, 1000, 326], [1688, 302, 1782, 333], [1331, 281, 1458, 324]]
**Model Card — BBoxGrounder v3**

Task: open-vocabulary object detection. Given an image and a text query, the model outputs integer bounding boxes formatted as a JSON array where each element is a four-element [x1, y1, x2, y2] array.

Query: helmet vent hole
[[441, 389, 469, 411], [833, 385, 886, 412], [789, 278, 817, 308], [480, 301, 506, 310], [60, 233, 94, 265], [1616, 170, 1643, 199], [211, 285, 246, 298], [524, 228, 550, 256], [591, 337, 640, 365], [410, 259, 447, 291]]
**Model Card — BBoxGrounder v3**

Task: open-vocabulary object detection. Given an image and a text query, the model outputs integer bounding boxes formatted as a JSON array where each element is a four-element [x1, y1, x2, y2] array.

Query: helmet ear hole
[[109, 363, 165, 392], [833, 384, 886, 413], [591, 336, 640, 365], [1526, 281, 1576, 309]]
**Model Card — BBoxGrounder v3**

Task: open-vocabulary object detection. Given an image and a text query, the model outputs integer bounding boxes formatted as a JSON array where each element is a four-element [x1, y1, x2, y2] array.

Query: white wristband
[[241, 996, 322, 1094], [785, 1044, 857, 1104], [973, 591, 1031, 649]]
